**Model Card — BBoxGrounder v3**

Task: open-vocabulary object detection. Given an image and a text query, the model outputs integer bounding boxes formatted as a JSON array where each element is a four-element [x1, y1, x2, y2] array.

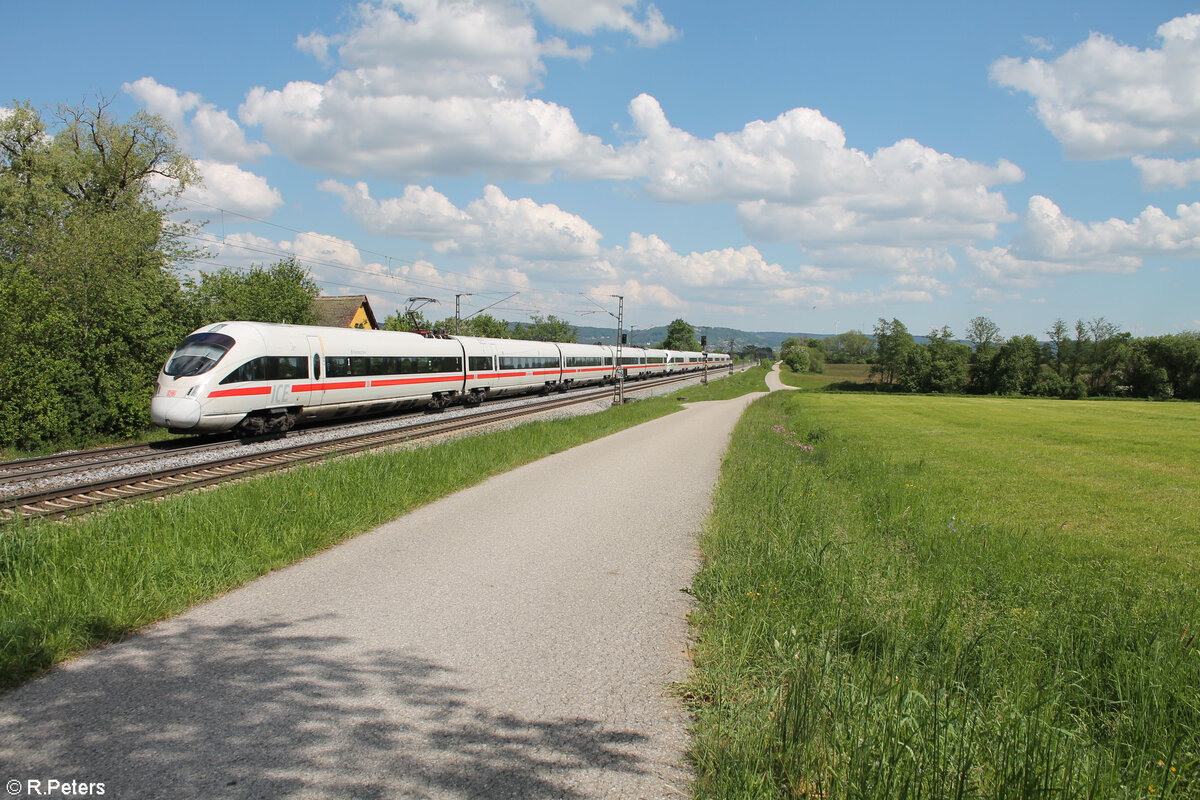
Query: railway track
[[0, 371, 713, 521]]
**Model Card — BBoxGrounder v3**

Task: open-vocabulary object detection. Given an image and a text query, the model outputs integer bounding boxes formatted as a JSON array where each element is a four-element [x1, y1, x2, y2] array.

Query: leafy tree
[[964, 316, 1001, 393], [381, 309, 433, 332], [806, 341, 826, 373], [740, 344, 774, 361], [660, 318, 700, 350], [990, 335, 1042, 395], [825, 329, 874, 363], [1067, 319, 1088, 383], [183, 257, 319, 327], [779, 337, 810, 373], [1085, 318, 1124, 394], [1141, 332, 1200, 399], [0, 98, 198, 448], [1045, 318, 1069, 376], [965, 316, 1001, 351], [871, 318, 918, 386], [457, 313, 512, 338], [512, 313, 577, 342], [922, 326, 969, 393]]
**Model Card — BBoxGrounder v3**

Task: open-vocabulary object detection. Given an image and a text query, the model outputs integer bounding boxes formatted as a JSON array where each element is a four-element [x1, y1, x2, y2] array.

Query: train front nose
[[151, 396, 202, 430]]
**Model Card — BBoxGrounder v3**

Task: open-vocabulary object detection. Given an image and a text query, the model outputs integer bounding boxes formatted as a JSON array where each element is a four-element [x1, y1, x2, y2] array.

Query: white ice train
[[150, 321, 732, 435]]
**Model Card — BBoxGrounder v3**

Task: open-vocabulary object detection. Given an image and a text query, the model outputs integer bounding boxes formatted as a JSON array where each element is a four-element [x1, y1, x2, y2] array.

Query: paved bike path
[[1, 390, 765, 799]]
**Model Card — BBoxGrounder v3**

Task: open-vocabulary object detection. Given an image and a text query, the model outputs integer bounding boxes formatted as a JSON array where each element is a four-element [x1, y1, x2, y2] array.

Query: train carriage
[[641, 347, 670, 378], [458, 336, 563, 403], [151, 320, 732, 435], [556, 342, 616, 388], [152, 322, 466, 434]]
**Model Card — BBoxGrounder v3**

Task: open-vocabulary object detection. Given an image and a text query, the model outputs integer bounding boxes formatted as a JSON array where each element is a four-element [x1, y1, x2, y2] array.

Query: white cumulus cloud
[[125, 76, 271, 163], [531, 0, 678, 46], [991, 13, 1200, 159], [189, 161, 284, 219], [242, 0, 626, 182], [615, 95, 1021, 255], [321, 181, 604, 262], [609, 232, 796, 288], [966, 194, 1200, 288], [1132, 154, 1200, 189]]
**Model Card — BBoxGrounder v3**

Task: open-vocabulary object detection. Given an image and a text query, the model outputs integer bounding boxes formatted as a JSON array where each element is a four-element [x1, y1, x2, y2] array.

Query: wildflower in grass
[[948, 515, 959, 533]]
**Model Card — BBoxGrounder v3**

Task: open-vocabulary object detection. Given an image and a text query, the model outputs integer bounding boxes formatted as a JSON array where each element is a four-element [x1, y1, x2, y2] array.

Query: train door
[[306, 335, 325, 406]]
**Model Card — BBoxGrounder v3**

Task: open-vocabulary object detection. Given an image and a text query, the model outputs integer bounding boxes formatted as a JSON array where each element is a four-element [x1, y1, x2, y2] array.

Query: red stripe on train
[[370, 376, 459, 388], [292, 381, 368, 392], [207, 386, 272, 398]]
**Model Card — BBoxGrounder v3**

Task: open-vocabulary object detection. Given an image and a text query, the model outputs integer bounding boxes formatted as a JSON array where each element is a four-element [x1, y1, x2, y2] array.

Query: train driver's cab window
[[164, 332, 236, 377]]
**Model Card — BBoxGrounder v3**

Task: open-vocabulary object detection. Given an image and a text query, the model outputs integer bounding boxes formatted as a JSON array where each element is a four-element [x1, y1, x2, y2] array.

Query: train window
[[164, 332, 236, 377], [565, 356, 602, 367], [469, 356, 492, 371], [219, 356, 307, 384], [498, 355, 559, 370], [326, 357, 350, 378], [324, 355, 462, 376]]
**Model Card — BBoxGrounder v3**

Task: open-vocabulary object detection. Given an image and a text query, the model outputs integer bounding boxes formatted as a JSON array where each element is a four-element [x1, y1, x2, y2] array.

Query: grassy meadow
[[777, 362, 872, 390], [684, 391, 1200, 798], [0, 364, 768, 690]]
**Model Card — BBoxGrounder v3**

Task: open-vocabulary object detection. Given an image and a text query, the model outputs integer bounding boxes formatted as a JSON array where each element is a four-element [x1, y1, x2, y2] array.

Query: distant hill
[[570, 324, 829, 352]]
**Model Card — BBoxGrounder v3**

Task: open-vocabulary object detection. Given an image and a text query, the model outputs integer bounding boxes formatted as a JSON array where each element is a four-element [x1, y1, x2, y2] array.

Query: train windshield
[[164, 332, 236, 377]]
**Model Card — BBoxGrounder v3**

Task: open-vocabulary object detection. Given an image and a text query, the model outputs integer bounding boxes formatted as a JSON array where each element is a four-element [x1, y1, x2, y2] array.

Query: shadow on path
[[1, 617, 650, 799]]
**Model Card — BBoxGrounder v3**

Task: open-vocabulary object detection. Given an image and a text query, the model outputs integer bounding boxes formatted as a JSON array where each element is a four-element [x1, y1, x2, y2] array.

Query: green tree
[[965, 317, 1001, 393], [0, 98, 198, 448], [433, 312, 512, 338], [381, 309, 433, 332], [183, 257, 319, 327], [660, 318, 700, 350], [922, 326, 969, 393], [513, 314, 577, 342], [871, 318, 918, 387], [779, 337, 810, 373], [1045, 318, 1069, 376], [1141, 332, 1200, 399], [990, 335, 1043, 395], [825, 329, 874, 363]]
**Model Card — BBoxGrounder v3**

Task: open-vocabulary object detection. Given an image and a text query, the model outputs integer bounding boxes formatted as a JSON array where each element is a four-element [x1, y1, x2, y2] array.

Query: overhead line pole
[[612, 295, 624, 406], [579, 292, 625, 406], [455, 293, 471, 334]]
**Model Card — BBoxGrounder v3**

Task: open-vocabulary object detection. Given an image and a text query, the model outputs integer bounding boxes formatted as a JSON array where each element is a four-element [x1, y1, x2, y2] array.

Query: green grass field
[[778, 362, 872, 390], [0, 364, 769, 691], [684, 392, 1200, 798]]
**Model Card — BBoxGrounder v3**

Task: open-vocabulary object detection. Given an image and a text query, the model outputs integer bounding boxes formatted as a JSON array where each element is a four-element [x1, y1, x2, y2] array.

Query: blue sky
[[6, 1, 1200, 338]]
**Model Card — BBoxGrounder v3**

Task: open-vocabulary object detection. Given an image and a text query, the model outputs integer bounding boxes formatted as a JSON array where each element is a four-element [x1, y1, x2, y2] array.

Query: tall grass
[[0, 367, 770, 691], [0, 396, 685, 690], [685, 392, 1199, 799]]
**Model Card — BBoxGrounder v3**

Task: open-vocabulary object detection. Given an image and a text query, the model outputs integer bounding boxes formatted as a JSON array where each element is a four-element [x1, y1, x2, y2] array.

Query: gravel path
[[765, 361, 794, 392], [0, 389, 764, 799]]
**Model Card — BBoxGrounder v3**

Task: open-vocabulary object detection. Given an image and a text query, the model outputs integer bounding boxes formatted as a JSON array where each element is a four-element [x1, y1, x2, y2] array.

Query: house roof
[[311, 295, 379, 329]]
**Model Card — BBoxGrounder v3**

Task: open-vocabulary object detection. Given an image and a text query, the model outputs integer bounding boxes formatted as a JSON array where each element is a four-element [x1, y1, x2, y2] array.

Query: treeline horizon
[[782, 317, 1200, 400]]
